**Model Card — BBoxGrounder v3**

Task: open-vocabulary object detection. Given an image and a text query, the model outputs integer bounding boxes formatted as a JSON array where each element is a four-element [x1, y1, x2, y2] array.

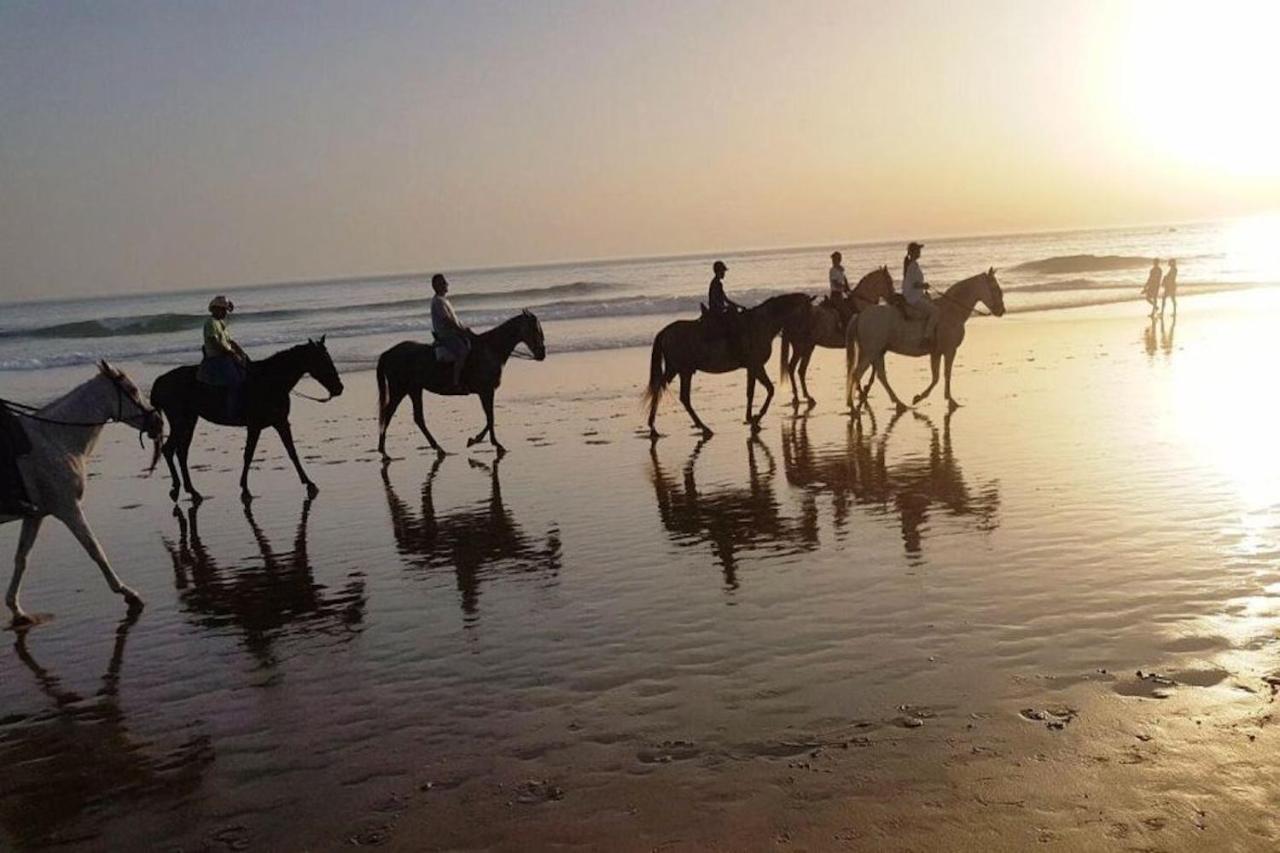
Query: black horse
[[150, 338, 344, 503], [376, 310, 546, 459]]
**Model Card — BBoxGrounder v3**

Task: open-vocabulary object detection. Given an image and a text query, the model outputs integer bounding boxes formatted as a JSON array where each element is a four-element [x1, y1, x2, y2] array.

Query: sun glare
[[1123, 2, 1280, 177], [1221, 213, 1280, 281]]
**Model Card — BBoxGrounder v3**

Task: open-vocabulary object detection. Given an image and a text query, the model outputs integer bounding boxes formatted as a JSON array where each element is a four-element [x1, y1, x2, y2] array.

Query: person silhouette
[[1160, 258, 1178, 316], [1141, 259, 1162, 315]]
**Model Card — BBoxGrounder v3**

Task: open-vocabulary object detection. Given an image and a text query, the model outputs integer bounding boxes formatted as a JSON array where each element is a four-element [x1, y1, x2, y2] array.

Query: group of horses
[[1, 266, 1004, 624], [644, 266, 1006, 436]]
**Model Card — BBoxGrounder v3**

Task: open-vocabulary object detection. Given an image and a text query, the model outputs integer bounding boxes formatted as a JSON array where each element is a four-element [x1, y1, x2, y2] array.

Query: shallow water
[[2, 293, 1279, 850]]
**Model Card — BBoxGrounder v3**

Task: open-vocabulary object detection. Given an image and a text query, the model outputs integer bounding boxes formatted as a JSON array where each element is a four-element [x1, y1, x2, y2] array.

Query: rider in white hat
[[199, 296, 250, 418]]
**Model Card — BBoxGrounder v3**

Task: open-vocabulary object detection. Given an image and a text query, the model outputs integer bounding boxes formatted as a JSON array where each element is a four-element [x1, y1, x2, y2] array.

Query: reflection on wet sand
[[1143, 314, 1177, 358], [0, 617, 212, 850], [648, 438, 818, 589], [382, 456, 561, 617], [164, 500, 366, 665], [781, 410, 999, 558]]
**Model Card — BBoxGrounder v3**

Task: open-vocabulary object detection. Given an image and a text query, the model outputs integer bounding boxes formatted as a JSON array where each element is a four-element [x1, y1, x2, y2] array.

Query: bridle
[[1, 372, 157, 434]]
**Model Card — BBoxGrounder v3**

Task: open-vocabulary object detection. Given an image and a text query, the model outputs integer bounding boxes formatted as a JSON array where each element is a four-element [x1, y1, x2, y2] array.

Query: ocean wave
[[0, 281, 621, 341], [1010, 255, 1155, 274]]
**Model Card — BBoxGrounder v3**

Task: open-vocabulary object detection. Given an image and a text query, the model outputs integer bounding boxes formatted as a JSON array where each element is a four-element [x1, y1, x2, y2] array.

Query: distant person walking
[[1141, 259, 1162, 315], [902, 241, 938, 345], [1161, 258, 1178, 315], [431, 274, 470, 388]]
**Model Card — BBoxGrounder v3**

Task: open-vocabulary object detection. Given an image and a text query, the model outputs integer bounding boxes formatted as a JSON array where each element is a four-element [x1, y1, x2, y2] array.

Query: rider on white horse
[[902, 241, 938, 346]]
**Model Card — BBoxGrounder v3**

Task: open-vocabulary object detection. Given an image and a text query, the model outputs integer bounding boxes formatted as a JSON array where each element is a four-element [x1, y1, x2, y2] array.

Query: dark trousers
[[0, 407, 32, 510]]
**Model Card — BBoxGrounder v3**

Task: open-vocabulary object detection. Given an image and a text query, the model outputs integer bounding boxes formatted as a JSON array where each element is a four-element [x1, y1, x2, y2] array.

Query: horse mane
[[250, 342, 312, 374], [942, 270, 991, 298]]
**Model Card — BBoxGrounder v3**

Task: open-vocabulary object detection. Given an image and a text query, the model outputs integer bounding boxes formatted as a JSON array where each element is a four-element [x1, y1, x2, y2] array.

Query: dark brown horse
[[151, 338, 345, 503], [376, 310, 546, 459], [643, 292, 812, 439], [779, 266, 894, 409]]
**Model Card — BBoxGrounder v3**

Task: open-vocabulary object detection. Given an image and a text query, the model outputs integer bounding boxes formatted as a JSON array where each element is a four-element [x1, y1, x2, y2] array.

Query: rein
[[0, 378, 144, 429], [290, 389, 334, 403]]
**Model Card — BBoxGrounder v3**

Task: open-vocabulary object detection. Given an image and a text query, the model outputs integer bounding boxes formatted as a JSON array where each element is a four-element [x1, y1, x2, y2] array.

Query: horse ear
[[988, 266, 996, 276], [319, 334, 326, 345]]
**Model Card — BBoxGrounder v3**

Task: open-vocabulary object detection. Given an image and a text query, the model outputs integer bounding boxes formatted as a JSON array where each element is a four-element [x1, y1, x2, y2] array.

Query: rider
[[829, 250, 851, 318], [0, 405, 39, 517], [902, 241, 938, 347], [431, 273, 471, 388], [706, 260, 746, 357], [198, 295, 250, 419]]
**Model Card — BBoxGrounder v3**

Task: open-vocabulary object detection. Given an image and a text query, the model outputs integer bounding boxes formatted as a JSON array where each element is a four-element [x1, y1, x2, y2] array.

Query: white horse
[[2, 362, 163, 625]]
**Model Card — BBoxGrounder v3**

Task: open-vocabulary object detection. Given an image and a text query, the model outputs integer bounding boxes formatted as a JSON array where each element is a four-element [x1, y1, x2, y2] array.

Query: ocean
[[1, 217, 1274, 376]]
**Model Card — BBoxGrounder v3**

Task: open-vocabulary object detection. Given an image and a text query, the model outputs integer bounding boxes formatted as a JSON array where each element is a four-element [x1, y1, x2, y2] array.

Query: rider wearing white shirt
[[902, 241, 938, 344], [829, 251, 851, 316]]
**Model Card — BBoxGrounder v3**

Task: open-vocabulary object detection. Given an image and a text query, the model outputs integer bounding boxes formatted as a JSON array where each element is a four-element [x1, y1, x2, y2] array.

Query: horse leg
[[744, 370, 757, 424], [873, 356, 908, 413], [467, 397, 493, 448], [378, 387, 408, 460], [914, 352, 942, 405], [409, 389, 445, 455], [175, 422, 203, 504], [60, 506, 143, 612], [750, 367, 775, 433], [679, 372, 713, 438], [161, 417, 185, 502], [798, 349, 816, 409], [943, 350, 961, 410], [478, 390, 505, 456], [239, 427, 262, 502], [786, 346, 800, 409], [275, 421, 319, 497], [6, 516, 43, 624], [849, 352, 872, 414]]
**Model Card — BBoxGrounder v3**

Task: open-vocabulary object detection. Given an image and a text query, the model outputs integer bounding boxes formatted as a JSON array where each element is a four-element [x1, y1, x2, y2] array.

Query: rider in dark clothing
[[0, 405, 39, 517], [705, 260, 747, 359]]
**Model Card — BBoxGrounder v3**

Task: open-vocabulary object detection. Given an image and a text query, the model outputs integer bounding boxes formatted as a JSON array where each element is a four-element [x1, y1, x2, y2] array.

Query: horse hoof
[[190, 493, 204, 506], [806, 399, 817, 410], [701, 429, 714, 439], [240, 491, 253, 504], [948, 400, 962, 411], [122, 590, 145, 612], [895, 402, 909, 414], [306, 483, 320, 498], [494, 445, 507, 458], [466, 437, 481, 448], [11, 612, 34, 628], [169, 489, 180, 502]]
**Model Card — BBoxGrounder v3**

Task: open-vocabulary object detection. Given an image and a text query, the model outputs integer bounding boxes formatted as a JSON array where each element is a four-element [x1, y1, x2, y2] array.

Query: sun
[[1121, 2, 1280, 177]]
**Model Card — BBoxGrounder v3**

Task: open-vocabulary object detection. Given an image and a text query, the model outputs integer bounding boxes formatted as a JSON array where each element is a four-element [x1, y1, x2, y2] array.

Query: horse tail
[[779, 332, 790, 388], [146, 373, 173, 475], [376, 352, 391, 430], [845, 314, 860, 405], [641, 333, 669, 416]]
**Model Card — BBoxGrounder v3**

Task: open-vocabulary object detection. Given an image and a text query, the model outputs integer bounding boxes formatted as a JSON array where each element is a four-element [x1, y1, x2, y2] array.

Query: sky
[[2, 0, 1277, 301]]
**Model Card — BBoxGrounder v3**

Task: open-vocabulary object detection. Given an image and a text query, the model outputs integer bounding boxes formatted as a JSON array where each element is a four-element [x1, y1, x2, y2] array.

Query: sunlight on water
[[1221, 212, 1280, 282]]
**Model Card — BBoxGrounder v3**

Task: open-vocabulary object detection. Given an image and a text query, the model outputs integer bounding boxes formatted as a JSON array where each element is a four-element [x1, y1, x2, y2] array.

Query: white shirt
[[903, 259, 927, 305], [829, 264, 849, 296], [431, 294, 464, 337]]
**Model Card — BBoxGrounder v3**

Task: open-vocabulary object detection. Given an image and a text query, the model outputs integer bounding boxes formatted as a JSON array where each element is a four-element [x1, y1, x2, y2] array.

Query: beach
[[2, 285, 1278, 850]]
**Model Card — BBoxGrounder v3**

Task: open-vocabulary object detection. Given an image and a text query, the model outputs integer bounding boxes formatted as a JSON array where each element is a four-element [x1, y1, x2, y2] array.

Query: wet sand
[[2, 291, 1279, 851]]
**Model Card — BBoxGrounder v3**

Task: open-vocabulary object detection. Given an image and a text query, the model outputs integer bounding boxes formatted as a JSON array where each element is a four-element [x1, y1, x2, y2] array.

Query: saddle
[[820, 294, 857, 325], [0, 405, 35, 513]]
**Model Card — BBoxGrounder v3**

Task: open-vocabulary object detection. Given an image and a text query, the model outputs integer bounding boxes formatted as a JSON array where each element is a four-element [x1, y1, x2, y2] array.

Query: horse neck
[[479, 316, 524, 362], [851, 273, 886, 304], [940, 276, 985, 321], [36, 376, 112, 456], [254, 346, 311, 392], [752, 298, 800, 335]]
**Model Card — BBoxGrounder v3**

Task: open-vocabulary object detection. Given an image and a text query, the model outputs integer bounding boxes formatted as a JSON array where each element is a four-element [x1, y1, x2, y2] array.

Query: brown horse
[[643, 292, 812, 438], [845, 268, 1005, 414], [779, 266, 895, 409]]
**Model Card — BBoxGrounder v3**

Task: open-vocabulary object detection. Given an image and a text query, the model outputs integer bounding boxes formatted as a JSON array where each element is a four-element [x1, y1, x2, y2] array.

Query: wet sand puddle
[[1, 294, 1279, 850]]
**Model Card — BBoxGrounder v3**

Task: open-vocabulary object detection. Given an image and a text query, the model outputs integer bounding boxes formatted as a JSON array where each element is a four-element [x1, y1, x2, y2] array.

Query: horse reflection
[[382, 456, 561, 617], [164, 499, 366, 666], [781, 409, 999, 557], [0, 617, 212, 848], [648, 437, 818, 590]]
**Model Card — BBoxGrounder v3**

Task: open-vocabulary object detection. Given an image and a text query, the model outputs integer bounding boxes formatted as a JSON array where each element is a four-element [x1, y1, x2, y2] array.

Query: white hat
[[208, 295, 235, 312]]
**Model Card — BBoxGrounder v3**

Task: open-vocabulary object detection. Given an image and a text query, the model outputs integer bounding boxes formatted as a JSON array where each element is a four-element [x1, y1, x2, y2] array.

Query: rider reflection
[[648, 437, 818, 590], [381, 456, 561, 619], [781, 409, 999, 558]]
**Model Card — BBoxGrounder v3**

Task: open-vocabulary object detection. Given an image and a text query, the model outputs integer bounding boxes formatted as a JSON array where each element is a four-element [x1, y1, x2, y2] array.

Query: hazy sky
[[2, 0, 1277, 301]]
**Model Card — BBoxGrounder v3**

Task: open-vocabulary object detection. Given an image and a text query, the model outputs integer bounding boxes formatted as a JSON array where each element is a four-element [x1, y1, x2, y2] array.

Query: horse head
[[856, 266, 895, 303], [98, 361, 164, 440], [519, 309, 547, 361], [304, 337, 345, 397], [982, 268, 1006, 317]]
